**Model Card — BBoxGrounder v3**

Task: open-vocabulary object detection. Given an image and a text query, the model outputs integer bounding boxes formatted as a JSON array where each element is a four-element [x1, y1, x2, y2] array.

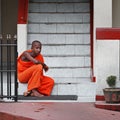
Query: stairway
[[18, 0, 96, 102]]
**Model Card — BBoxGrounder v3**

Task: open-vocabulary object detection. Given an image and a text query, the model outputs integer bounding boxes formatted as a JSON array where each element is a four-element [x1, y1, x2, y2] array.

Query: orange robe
[[17, 50, 54, 96]]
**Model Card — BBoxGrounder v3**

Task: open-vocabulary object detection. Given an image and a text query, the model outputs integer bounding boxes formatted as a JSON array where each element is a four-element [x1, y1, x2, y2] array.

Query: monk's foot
[[31, 89, 44, 97], [23, 91, 32, 97]]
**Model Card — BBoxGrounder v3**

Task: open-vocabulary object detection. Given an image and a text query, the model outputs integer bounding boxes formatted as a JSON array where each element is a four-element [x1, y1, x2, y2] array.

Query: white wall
[[94, 0, 119, 95]]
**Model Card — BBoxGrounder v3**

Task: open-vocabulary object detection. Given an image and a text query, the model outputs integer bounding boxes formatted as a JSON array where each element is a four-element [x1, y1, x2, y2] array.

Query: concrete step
[[18, 81, 96, 102], [28, 23, 90, 34], [27, 34, 90, 45], [45, 68, 91, 78], [28, 44, 90, 56], [44, 56, 90, 68]]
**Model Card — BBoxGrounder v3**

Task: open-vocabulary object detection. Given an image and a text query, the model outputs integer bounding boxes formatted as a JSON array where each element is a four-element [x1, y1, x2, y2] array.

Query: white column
[[17, 24, 27, 55], [94, 0, 112, 27], [94, 0, 119, 95]]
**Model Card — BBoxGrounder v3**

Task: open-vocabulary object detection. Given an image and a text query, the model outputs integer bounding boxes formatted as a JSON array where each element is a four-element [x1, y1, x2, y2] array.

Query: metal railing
[[0, 34, 18, 102]]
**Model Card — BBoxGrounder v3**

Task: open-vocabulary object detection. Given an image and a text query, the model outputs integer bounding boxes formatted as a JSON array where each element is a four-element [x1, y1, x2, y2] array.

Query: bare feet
[[31, 89, 44, 97], [23, 91, 32, 97]]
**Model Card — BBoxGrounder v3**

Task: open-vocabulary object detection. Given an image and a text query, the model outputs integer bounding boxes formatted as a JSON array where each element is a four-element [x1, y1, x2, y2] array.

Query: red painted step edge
[[95, 101, 120, 112], [95, 95, 120, 111]]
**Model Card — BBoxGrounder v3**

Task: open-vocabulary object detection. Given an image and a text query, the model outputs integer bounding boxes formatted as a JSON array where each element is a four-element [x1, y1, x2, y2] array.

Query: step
[[95, 101, 120, 111], [18, 81, 96, 102], [95, 95, 120, 111]]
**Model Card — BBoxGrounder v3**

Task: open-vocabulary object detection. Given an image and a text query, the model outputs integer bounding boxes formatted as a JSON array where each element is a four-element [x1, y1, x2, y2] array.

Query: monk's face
[[32, 42, 41, 55]]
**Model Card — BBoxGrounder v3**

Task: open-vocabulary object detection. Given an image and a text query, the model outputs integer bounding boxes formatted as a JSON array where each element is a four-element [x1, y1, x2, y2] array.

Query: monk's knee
[[36, 64, 43, 71]]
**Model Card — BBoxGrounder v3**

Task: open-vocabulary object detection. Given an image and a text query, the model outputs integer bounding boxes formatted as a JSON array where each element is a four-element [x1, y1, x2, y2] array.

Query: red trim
[[96, 28, 120, 40], [92, 76, 96, 82], [96, 95, 105, 101], [18, 0, 29, 24], [90, 0, 94, 76]]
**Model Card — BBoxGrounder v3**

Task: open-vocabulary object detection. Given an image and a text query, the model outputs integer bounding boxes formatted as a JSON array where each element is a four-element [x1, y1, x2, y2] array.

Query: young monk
[[17, 40, 54, 97]]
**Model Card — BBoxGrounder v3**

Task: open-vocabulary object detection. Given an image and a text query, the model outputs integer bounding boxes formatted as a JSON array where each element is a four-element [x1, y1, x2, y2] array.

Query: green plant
[[106, 75, 116, 87]]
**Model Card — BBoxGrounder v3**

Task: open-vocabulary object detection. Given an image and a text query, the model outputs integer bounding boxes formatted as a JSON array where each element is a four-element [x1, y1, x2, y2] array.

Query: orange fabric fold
[[17, 50, 54, 96]]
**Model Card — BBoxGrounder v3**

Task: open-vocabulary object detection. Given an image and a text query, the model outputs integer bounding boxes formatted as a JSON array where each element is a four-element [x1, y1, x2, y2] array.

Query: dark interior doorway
[[1, 0, 18, 35]]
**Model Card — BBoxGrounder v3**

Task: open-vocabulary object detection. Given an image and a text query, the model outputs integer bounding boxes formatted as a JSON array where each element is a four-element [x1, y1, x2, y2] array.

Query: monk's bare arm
[[21, 51, 49, 71], [21, 51, 40, 64]]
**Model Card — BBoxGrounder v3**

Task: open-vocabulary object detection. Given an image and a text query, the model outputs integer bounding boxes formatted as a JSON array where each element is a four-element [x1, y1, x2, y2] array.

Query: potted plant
[[106, 75, 116, 87], [103, 75, 120, 103]]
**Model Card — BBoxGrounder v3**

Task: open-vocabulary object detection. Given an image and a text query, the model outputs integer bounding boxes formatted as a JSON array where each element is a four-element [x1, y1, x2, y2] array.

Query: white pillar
[[17, 24, 27, 55], [94, 0, 119, 95], [94, 0, 112, 27]]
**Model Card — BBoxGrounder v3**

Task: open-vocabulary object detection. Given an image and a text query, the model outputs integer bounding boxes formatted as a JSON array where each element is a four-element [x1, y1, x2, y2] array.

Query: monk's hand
[[43, 64, 49, 72], [34, 60, 44, 66], [34, 60, 41, 64]]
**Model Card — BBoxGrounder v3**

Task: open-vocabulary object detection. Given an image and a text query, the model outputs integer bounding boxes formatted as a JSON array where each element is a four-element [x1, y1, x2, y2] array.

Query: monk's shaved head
[[31, 40, 42, 49]]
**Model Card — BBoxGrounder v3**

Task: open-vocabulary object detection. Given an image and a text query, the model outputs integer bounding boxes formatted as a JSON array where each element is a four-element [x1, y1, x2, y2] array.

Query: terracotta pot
[[103, 88, 120, 103]]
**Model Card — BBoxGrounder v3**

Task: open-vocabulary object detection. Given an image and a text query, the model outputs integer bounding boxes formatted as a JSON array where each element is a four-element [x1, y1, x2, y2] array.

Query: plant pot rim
[[103, 88, 120, 91]]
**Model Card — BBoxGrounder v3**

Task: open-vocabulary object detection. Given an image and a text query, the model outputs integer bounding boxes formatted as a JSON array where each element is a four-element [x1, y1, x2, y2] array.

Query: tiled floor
[[0, 102, 120, 120]]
